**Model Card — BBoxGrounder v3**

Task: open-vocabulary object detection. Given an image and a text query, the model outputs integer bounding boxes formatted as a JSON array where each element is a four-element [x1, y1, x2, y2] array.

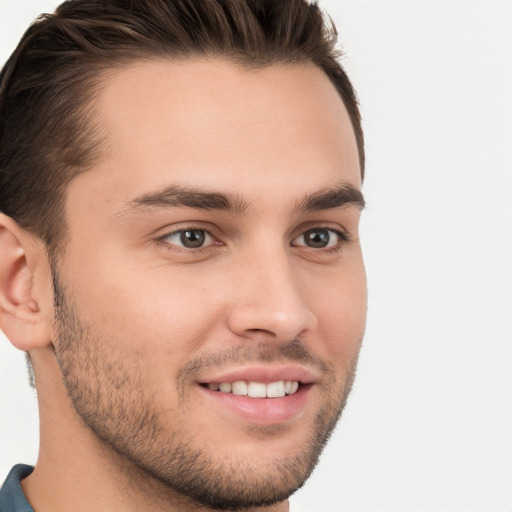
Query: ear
[[0, 213, 53, 351]]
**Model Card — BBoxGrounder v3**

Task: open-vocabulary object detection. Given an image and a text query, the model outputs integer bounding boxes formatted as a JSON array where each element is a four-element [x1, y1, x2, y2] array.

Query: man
[[0, 1, 366, 510]]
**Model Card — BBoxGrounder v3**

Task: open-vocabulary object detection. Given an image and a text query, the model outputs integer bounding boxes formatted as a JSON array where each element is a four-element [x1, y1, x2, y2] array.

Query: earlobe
[[0, 213, 52, 351]]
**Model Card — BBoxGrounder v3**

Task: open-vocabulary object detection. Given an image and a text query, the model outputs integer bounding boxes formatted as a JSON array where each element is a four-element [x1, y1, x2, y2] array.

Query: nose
[[226, 247, 318, 343]]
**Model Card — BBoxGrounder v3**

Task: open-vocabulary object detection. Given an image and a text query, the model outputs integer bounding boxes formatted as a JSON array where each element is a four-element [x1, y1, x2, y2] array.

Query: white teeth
[[248, 382, 267, 398], [232, 381, 248, 395], [267, 381, 285, 398], [207, 380, 300, 398], [219, 382, 232, 393]]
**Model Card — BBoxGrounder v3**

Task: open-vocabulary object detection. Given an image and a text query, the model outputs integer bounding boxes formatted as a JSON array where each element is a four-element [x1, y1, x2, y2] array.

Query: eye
[[162, 229, 215, 249], [292, 228, 345, 249]]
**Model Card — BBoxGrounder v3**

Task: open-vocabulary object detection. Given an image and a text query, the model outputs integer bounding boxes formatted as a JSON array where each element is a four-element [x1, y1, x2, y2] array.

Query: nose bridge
[[227, 241, 317, 341]]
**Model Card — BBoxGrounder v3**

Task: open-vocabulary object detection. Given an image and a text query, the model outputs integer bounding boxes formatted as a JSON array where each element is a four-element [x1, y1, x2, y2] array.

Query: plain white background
[[1, 1, 511, 511]]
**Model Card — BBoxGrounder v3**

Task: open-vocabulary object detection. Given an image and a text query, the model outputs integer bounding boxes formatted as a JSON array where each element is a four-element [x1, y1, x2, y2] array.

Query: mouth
[[197, 366, 316, 424], [201, 380, 300, 398]]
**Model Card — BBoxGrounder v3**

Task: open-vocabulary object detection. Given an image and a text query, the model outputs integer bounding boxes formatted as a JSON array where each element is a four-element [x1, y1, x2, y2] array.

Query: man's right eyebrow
[[115, 185, 249, 216]]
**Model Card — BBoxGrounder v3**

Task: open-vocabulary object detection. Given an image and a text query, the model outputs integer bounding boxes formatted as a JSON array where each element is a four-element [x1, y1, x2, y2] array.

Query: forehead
[[69, 58, 360, 210]]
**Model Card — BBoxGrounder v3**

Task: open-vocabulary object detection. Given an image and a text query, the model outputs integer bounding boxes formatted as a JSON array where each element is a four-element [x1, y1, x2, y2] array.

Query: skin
[[0, 59, 366, 511]]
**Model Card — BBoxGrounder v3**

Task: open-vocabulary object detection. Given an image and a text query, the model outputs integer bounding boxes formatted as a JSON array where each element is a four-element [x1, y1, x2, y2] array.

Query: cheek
[[310, 262, 367, 362], [68, 259, 227, 360]]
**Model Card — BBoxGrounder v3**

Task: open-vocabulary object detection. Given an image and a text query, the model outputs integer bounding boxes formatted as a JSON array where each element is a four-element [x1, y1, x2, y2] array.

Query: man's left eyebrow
[[296, 184, 365, 213]]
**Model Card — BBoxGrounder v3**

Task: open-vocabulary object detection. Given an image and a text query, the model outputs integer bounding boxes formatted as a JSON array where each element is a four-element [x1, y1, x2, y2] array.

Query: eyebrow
[[296, 184, 365, 213], [121, 185, 249, 215], [117, 182, 364, 217]]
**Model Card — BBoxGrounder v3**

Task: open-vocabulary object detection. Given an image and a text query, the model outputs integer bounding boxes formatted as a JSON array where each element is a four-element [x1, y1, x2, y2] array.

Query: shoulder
[[0, 465, 34, 512]]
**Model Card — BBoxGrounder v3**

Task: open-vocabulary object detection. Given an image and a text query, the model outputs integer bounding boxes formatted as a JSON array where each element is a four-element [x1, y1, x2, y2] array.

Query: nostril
[[246, 328, 275, 336]]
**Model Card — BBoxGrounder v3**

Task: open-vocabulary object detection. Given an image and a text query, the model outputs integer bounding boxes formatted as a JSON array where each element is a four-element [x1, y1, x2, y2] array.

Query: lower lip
[[199, 384, 312, 425]]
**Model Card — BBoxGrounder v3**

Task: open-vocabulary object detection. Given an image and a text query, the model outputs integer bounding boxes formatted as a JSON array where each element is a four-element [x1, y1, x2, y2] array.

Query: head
[[0, 0, 364, 254], [0, 1, 366, 510]]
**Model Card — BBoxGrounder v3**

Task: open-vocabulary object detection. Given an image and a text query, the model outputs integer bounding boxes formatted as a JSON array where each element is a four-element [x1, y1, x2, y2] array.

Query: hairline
[[48, 53, 363, 258]]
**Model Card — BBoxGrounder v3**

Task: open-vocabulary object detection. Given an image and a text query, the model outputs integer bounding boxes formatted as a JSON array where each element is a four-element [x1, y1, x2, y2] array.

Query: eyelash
[[158, 225, 350, 256], [292, 227, 350, 253], [158, 227, 219, 254]]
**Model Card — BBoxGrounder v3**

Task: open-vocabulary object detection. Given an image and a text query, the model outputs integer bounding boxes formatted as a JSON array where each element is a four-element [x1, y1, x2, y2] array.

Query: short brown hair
[[0, 0, 364, 254]]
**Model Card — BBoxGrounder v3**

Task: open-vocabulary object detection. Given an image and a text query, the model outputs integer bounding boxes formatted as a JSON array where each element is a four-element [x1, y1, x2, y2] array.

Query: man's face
[[51, 59, 366, 509]]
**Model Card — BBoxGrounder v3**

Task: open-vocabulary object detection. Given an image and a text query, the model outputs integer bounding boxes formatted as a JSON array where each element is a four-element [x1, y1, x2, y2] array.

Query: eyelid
[[291, 225, 350, 250], [164, 229, 214, 247], [154, 222, 350, 254], [157, 224, 222, 252], [292, 223, 349, 240]]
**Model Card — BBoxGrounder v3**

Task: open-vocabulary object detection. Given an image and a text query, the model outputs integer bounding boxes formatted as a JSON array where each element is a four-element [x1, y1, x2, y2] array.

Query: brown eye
[[163, 229, 214, 249], [303, 229, 331, 248], [292, 228, 344, 249], [180, 229, 206, 248]]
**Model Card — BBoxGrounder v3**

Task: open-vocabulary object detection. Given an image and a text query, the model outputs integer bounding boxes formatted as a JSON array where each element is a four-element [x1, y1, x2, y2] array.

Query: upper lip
[[198, 365, 319, 385]]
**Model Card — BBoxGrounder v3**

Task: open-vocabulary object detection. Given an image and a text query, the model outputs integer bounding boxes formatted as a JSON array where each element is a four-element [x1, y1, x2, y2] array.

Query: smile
[[204, 380, 300, 398], [198, 366, 317, 423]]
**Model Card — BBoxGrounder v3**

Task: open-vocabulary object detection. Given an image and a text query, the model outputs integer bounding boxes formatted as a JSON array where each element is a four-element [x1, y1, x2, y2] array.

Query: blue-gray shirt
[[0, 465, 34, 512]]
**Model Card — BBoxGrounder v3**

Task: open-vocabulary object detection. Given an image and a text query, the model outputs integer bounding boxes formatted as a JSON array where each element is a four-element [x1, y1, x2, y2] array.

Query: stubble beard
[[51, 267, 360, 511]]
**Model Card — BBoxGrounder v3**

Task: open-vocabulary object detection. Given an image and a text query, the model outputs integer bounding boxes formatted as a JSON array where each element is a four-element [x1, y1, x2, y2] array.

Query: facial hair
[[51, 266, 360, 511]]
